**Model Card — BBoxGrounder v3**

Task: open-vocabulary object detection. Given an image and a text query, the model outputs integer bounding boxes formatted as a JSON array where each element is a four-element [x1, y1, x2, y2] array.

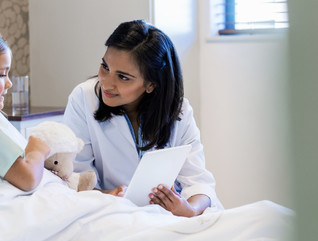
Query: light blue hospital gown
[[0, 113, 27, 178]]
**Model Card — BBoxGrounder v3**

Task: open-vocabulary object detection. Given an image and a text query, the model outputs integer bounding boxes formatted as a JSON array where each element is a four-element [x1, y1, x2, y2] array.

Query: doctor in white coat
[[63, 20, 223, 217]]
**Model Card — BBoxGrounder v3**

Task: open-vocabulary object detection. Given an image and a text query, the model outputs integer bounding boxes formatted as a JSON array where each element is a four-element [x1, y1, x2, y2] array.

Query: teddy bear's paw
[[77, 171, 97, 191]]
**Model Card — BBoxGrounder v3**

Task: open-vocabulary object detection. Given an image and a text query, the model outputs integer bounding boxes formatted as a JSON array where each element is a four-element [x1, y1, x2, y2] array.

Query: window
[[211, 0, 289, 35]]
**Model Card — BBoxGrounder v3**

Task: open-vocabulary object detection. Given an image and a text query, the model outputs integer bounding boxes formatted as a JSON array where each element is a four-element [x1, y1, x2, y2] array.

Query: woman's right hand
[[108, 184, 127, 197], [94, 185, 127, 196]]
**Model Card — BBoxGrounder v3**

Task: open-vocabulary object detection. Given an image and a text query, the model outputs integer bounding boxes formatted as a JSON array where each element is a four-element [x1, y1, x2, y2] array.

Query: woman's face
[[0, 50, 12, 110], [98, 47, 154, 113]]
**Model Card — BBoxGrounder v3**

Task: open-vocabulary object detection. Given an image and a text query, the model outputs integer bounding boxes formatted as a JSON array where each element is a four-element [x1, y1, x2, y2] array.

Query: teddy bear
[[30, 121, 97, 191]]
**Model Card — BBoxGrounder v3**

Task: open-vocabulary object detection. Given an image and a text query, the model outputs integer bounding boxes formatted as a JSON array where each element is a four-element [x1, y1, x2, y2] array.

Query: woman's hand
[[149, 184, 211, 217], [109, 184, 127, 197], [149, 184, 195, 217], [95, 185, 127, 197]]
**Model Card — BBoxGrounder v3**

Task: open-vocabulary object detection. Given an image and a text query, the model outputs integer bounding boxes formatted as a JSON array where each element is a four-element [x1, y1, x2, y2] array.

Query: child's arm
[[4, 136, 50, 191]]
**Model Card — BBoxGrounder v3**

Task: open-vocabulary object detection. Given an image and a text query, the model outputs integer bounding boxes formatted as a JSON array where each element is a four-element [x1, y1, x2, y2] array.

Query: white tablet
[[124, 144, 191, 206]]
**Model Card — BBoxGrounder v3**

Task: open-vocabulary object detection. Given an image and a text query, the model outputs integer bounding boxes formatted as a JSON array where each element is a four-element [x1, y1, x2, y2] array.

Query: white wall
[[199, 0, 292, 208], [29, 0, 151, 107], [29, 0, 201, 122], [152, 0, 200, 122]]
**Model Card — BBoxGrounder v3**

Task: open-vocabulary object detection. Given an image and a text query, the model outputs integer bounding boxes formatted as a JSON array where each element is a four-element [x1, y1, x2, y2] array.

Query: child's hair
[[0, 35, 10, 54], [94, 20, 184, 151]]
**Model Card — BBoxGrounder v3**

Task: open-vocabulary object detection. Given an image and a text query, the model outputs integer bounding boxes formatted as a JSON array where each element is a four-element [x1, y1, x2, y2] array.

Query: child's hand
[[26, 136, 50, 159], [5, 136, 51, 191]]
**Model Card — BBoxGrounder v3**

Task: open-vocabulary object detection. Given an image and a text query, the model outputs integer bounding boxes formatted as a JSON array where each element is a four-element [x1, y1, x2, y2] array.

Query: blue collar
[[124, 114, 145, 159]]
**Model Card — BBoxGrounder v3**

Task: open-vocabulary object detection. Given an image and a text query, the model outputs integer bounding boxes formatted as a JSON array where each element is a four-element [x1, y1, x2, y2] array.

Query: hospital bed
[[0, 170, 293, 241]]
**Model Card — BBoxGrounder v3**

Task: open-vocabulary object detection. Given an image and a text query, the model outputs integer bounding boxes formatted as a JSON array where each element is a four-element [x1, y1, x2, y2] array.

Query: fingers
[[108, 185, 127, 196], [149, 184, 198, 217], [155, 185, 173, 201], [149, 193, 167, 209], [26, 136, 50, 157], [149, 184, 179, 210], [117, 185, 127, 197]]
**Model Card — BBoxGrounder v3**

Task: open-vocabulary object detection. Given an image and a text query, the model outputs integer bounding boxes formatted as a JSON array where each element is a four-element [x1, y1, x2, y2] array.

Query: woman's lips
[[103, 90, 117, 98]]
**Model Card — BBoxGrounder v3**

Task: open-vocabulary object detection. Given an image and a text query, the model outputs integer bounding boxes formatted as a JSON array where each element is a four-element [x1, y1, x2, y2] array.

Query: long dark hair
[[94, 20, 184, 150]]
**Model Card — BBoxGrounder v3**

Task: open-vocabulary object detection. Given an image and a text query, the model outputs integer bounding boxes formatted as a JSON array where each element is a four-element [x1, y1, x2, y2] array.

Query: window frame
[[216, 0, 289, 36]]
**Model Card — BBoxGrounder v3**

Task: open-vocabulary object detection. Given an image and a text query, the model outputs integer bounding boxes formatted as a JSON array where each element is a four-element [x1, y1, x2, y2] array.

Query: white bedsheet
[[0, 170, 294, 241]]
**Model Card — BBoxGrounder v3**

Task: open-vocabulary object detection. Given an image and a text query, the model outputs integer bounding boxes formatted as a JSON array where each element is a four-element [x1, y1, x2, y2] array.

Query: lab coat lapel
[[108, 115, 138, 152]]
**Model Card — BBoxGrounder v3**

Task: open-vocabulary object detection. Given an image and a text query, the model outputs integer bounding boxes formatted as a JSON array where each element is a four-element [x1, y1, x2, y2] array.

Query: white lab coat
[[63, 78, 223, 209]]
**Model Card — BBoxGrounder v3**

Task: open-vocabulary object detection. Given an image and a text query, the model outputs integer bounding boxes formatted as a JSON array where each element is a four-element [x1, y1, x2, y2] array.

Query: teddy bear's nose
[[54, 161, 58, 165]]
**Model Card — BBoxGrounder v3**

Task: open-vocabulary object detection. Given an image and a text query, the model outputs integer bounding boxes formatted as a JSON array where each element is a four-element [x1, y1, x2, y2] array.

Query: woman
[[0, 36, 50, 191], [63, 20, 223, 217]]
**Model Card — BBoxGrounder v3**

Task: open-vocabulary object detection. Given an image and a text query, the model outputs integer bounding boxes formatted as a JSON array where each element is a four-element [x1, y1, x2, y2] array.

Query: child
[[0, 36, 50, 191]]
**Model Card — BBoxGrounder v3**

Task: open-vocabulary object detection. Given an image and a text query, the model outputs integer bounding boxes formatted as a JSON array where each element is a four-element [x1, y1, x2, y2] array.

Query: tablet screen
[[124, 144, 191, 206]]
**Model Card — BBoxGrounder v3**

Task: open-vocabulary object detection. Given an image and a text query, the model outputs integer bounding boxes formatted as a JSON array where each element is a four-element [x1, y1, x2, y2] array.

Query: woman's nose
[[98, 71, 115, 89]]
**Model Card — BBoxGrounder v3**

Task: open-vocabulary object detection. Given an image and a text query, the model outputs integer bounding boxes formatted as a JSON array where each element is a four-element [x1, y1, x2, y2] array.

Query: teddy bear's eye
[[54, 161, 58, 165]]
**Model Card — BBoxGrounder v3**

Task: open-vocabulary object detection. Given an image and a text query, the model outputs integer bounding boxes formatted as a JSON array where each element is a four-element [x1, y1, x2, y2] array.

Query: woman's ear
[[145, 82, 155, 94]]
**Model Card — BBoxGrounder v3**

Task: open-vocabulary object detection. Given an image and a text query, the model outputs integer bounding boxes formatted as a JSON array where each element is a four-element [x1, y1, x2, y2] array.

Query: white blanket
[[0, 170, 294, 241]]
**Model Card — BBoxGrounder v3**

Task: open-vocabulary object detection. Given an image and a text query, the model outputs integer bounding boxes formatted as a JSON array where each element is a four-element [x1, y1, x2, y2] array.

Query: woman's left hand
[[149, 184, 197, 217]]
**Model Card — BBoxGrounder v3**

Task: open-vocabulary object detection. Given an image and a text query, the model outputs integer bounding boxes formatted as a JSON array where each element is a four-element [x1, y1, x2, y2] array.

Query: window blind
[[211, 0, 289, 35]]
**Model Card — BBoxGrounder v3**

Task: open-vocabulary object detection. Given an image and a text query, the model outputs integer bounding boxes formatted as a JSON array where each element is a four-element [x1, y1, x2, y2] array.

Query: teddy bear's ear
[[77, 138, 85, 152]]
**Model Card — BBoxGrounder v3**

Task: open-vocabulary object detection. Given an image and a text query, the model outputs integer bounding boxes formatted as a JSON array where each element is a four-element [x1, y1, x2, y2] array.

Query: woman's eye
[[100, 62, 109, 71], [119, 74, 130, 81], [0, 74, 6, 78]]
